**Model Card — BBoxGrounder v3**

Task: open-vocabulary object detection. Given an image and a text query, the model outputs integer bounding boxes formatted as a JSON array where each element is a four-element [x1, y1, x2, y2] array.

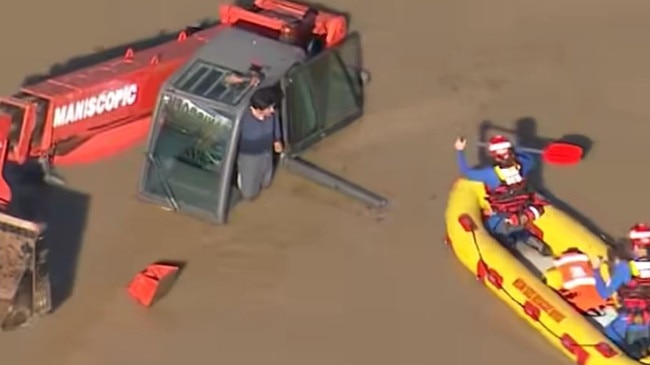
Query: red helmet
[[629, 223, 650, 248], [561, 247, 584, 255], [488, 135, 514, 164]]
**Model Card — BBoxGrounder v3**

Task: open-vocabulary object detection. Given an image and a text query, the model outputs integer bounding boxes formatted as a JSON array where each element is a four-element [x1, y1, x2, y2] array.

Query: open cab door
[[282, 32, 364, 154], [280, 32, 388, 208], [137, 93, 237, 223]]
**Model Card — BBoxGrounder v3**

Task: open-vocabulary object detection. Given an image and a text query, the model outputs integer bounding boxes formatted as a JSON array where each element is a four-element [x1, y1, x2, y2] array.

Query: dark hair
[[609, 239, 635, 261], [250, 86, 283, 110]]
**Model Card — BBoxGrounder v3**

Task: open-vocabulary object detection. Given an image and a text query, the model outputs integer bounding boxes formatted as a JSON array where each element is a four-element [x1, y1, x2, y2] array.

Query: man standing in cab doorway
[[237, 85, 284, 201]]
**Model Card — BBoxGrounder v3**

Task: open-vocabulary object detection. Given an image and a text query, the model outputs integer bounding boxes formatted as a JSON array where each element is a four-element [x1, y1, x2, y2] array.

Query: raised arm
[[456, 151, 491, 181], [515, 150, 537, 176], [594, 261, 632, 299], [454, 137, 498, 185]]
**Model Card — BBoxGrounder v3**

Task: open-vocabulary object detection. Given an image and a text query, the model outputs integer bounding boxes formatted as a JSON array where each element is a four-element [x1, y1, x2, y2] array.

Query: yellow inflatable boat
[[445, 178, 649, 365]]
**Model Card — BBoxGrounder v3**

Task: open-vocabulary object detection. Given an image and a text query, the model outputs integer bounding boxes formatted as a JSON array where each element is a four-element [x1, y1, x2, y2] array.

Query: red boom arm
[[0, 0, 348, 207]]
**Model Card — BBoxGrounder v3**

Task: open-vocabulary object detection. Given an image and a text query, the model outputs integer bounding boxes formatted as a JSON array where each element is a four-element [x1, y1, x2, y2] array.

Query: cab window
[[142, 95, 235, 214], [321, 33, 362, 130], [285, 66, 319, 146], [283, 32, 363, 155]]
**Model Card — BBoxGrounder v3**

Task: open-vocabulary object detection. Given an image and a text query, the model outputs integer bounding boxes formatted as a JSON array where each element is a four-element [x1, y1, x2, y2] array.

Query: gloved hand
[[505, 205, 545, 226], [505, 212, 528, 226]]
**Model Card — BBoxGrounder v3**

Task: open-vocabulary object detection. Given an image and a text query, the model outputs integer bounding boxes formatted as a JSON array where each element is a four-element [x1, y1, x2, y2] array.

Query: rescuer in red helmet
[[592, 223, 650, 357], [455, 135, 549, 255]]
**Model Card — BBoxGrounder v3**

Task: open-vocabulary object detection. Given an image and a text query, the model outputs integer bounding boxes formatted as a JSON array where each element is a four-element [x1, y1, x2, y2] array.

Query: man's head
[[249, 86, 283, 120], [629, 223, 650, 259], [488, 135, 516, 167]]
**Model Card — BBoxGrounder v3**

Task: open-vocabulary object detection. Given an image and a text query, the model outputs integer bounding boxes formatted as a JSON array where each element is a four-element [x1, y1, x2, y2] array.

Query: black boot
[[625, 328, 650, 359]]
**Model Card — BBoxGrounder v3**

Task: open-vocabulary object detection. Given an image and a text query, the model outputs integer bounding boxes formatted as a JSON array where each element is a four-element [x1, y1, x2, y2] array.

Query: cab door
[[282, 32, 364, 155], [138, 93, 236, 223]]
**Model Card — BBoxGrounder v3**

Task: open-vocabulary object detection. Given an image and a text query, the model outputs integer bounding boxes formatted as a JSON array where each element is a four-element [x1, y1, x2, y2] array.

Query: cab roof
[[171, 26, 307, 90]]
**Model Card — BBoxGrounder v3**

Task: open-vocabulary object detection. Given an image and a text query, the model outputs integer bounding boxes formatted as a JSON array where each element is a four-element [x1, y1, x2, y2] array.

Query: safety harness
[[619, 261, 650, 325], [484, 164, 547, 222]]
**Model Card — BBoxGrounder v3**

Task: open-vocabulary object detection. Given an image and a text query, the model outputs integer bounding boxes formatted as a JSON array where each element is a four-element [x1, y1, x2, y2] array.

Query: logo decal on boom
[[53, 84, 139, 127]]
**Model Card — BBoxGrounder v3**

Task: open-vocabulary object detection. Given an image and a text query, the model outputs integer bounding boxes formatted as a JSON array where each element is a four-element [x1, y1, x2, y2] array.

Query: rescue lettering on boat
[[53, 84, 139, 128], [513, 278, 566, 323]]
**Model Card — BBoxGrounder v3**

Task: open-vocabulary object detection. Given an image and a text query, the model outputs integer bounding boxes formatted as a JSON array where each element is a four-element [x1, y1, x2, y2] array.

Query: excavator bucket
[[0, 212, 49, 330]]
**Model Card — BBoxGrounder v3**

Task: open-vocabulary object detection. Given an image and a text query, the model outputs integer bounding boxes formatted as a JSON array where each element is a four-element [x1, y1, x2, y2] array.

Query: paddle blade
[[541, 142, 584, 165]]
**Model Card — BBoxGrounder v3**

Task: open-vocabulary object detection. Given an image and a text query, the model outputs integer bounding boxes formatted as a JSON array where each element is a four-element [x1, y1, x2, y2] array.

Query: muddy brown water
[[1, 0, 650, 363]]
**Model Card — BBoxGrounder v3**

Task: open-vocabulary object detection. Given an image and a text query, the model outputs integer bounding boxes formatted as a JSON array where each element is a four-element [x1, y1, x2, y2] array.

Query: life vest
[[495, 165, 524, 185], [618, 260, 650, 324], [553, 252, 613, 315], [485, 164, 535, 214]]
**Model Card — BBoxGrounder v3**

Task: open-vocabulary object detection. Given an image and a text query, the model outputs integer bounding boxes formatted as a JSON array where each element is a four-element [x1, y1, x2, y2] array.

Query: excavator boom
[[21, 26, 223, 166], [0, 0, 347, 208]]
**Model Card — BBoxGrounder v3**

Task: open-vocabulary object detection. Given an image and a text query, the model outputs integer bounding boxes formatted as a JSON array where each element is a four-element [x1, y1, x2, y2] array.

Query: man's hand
[[224, 75, 245, 84], [591, 256, 603, 269], [505, 213, 528, 226], [225, 74, 260, 86], [454, 137, 467, 151], [273, 141, 284, 153]]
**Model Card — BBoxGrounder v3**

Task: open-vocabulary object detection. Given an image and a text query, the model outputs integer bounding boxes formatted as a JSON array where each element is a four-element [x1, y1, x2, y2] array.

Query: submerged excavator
[[0, 0, 385, 329], [136, 1, 385, 223]]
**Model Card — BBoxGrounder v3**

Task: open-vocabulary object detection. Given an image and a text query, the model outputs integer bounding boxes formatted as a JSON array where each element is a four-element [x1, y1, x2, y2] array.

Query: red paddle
[[538, 142, 583, 165], [477, 141, 584, 165]]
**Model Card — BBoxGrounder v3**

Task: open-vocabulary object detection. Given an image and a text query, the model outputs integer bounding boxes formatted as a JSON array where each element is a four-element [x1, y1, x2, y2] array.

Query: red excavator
[[0, 0, 362, 328], [0, 0, 349, 207]]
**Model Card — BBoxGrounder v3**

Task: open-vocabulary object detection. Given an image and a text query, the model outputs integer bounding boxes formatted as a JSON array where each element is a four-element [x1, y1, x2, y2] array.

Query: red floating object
[[127, 263, 181, 307]]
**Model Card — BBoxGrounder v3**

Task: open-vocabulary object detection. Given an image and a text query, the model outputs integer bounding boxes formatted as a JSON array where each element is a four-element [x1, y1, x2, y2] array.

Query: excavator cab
[[138, 0, 384, 224]]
